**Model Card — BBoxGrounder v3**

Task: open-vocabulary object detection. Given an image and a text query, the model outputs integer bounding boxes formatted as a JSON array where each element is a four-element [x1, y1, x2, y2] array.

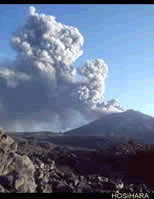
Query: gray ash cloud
[[0, 7, 124, 132]]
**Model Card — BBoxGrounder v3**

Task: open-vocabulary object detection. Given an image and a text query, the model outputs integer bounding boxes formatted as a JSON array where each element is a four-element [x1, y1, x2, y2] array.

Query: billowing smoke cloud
[[0, 7, 124, 132]]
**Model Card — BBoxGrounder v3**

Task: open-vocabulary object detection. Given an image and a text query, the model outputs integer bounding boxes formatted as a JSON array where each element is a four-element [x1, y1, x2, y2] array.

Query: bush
[[49, 150, 67, 161]]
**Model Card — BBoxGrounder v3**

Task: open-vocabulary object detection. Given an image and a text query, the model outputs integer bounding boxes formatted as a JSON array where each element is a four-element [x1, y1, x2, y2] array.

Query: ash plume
[[0, 7, 124, 132]]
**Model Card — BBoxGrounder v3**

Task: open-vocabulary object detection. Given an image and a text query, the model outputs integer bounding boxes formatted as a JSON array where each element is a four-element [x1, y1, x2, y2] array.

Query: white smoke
[[97, 99, 125, 114], [0, 7, 124, 132]]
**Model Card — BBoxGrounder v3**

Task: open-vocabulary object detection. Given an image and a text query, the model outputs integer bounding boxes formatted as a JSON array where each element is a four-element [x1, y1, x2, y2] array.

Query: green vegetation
[[51, 149, 66, 161]]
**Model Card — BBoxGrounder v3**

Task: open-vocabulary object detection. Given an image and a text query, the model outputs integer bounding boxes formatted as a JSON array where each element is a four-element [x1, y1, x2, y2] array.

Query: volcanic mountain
[[64, 109, 154, 144]]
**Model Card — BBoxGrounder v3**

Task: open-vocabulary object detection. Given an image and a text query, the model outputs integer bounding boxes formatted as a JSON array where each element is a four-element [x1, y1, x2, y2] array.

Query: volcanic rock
[[0, 129, 37, 192]]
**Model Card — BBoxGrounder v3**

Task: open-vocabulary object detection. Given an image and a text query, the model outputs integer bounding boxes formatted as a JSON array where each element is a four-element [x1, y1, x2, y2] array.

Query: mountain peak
[[64, 110, 154, 144]]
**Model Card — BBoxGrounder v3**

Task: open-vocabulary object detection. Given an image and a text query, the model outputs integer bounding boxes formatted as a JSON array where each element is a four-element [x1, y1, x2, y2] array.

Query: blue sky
[[0, 4, 154, 117]]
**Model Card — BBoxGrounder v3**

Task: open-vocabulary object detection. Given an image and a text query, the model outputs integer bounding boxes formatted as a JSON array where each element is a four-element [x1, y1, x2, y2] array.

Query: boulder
[[42, 184, 53, 193], [76, 181, 93, 193], [56, 183, 74, 192], [0, 184, 5, 192], [0, 129, 37, 192], [0, 129, 17, 153]]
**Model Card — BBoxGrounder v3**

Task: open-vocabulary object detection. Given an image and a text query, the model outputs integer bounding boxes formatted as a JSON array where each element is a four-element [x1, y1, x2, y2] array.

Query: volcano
[[64, 109, 154, 144]]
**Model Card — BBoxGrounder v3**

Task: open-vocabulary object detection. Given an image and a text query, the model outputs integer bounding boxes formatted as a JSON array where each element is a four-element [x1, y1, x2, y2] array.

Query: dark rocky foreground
[[0, 130, 154, 193]]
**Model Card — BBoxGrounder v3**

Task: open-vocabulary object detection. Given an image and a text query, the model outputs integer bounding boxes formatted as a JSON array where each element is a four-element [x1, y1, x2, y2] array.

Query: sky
[[0, 4, 153, 132]]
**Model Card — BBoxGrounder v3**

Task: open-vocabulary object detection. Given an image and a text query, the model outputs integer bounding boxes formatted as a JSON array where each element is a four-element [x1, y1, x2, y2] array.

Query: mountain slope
[[64, 109, 154, 144]]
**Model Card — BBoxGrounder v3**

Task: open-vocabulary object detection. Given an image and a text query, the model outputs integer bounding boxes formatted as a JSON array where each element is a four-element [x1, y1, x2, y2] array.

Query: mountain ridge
[[64, 109, 154, 144]]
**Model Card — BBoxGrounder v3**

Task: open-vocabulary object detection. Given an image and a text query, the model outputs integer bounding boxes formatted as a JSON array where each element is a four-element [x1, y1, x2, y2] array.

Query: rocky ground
[[0, 130, 154, 193]]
